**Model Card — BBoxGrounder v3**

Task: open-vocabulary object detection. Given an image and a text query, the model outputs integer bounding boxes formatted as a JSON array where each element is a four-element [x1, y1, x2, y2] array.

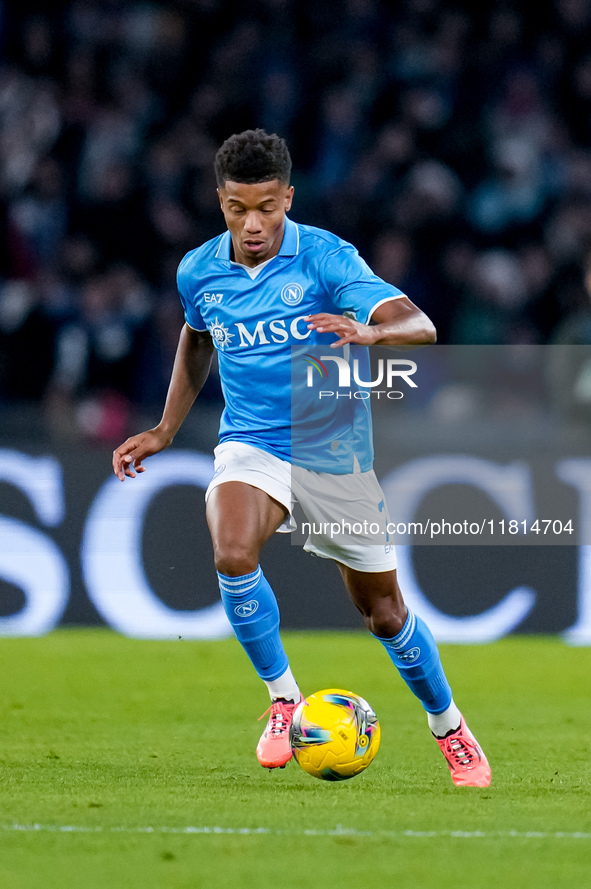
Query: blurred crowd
[[2, 0, 591, 440]]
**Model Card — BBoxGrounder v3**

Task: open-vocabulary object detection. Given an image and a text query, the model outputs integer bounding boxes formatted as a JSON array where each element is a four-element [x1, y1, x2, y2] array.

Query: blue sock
[[374, 610, 453, 714], [217, 566, 289, 682]]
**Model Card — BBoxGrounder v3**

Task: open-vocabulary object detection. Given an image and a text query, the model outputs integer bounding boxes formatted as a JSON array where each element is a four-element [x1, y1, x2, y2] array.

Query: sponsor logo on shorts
[[234, 600, 259, 618], [398, 647, 420, 663], [213, 463, 226, 479]]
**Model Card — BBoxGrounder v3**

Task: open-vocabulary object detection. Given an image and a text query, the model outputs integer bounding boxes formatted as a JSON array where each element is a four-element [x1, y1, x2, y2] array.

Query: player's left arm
[[306, 296, 436, 348]]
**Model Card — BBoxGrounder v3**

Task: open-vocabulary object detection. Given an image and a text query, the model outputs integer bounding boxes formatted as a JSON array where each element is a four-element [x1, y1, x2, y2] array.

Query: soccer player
[[112, 129, 491, 787]]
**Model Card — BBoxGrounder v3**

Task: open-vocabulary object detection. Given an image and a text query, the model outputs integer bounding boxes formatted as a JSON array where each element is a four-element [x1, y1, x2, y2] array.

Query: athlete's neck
[[231, 255, 275, 279]]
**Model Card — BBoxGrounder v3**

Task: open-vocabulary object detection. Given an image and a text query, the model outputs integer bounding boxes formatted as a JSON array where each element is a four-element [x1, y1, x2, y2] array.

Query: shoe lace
[[443, 733, 480, 769], [258, 699, 297, 736]]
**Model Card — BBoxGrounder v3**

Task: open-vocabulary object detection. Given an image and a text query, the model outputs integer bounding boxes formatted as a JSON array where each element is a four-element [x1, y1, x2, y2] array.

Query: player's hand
[[112, 428, 172, 481], [305, 313, 377, 348]]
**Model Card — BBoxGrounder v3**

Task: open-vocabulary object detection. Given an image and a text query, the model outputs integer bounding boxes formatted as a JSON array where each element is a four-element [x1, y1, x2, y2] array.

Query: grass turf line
[[0, 629, 588, 888]]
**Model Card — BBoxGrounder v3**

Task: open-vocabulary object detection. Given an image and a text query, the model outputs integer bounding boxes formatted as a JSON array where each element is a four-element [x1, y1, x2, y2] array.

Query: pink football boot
[[435, 715, 491, 787], [256, 697, 303, 769]]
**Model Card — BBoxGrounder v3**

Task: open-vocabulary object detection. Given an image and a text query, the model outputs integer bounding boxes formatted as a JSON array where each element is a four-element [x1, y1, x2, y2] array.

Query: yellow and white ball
[[289, 688, 381, 781]]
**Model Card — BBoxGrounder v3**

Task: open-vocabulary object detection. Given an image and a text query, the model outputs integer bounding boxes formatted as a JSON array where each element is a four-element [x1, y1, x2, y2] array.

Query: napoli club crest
[[281, 282, 304, 306]]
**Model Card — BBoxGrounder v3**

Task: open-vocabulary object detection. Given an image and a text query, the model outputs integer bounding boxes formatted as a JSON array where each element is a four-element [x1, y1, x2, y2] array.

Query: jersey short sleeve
[[177, 258, 207, 331], [320, 243, 404, 324]]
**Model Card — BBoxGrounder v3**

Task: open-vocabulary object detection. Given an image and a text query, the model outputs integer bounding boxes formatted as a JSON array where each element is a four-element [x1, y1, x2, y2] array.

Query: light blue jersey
[[177, 217, 404, 472]]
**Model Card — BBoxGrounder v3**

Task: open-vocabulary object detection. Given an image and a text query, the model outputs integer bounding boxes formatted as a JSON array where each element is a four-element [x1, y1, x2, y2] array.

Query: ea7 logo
[[204, 293, 223, 303]]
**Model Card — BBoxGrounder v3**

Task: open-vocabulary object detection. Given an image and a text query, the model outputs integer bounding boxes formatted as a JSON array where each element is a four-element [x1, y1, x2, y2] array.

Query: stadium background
[[1, 0, 591, 642]]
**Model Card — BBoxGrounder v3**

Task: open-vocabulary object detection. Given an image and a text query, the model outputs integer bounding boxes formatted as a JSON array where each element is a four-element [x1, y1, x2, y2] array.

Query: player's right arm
[[112, 324, 214, 481]]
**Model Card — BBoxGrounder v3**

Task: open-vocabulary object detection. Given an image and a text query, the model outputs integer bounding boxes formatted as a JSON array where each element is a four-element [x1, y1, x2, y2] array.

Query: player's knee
[[363, 598, 407, 638], [213, 540, 259, 577]]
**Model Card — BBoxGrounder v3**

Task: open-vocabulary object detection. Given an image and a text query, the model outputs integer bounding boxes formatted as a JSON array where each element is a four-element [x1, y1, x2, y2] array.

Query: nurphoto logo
[[303, 354, 418, 400]]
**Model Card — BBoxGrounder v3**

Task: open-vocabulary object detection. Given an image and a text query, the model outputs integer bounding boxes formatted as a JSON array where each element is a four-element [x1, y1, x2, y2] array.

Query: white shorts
[[205, 441, 397, 573]]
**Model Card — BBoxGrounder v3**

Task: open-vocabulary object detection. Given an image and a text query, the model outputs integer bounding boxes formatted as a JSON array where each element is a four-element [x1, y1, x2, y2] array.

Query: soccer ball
[[289, 688, 380, 781]]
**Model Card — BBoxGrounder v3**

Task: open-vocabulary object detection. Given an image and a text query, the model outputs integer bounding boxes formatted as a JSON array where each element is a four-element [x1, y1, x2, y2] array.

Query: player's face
[[218, 179, 294, 267]]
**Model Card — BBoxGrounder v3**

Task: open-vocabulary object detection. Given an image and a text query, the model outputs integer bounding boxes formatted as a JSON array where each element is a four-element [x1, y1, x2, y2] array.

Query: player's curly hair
[[214, 129, 292, 187]]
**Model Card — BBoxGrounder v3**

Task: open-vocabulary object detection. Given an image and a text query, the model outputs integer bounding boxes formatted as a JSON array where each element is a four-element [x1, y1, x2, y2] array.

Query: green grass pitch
[[0, 630, 589, 889]]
